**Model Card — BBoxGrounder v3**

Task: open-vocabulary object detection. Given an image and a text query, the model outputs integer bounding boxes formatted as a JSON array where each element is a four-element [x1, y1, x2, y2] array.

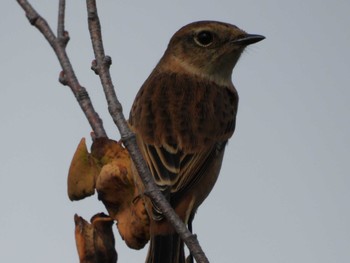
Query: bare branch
[[57, 0, 69, 47], [57, 0, 65, 38], [85, 1, 209, 262], [17, 0, 107, 138]]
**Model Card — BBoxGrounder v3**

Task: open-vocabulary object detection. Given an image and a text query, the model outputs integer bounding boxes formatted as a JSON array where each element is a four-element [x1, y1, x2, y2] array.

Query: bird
[[129, 20, 264, 263]]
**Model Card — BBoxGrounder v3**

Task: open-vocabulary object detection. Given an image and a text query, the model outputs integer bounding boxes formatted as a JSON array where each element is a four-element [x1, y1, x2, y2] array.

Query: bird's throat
[[159, 55, 234, 87]]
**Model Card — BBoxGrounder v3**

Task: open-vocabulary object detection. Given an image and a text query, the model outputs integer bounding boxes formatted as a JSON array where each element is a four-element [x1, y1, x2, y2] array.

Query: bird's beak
[[232, 34, 265, 45]]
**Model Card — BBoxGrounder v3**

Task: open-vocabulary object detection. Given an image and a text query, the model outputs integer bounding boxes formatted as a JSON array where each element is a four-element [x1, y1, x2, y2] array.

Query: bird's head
[[159, 21, 265, 85]]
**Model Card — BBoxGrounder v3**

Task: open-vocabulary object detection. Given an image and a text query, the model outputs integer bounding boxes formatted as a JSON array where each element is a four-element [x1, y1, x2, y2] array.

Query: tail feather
[[146, 233, 185, 263]]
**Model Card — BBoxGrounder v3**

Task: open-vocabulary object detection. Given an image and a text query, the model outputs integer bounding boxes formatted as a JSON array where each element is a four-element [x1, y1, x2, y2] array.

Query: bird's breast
[[130, 72, 238, 152]]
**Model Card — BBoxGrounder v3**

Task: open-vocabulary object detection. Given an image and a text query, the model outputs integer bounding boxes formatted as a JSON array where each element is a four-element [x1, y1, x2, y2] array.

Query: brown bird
[[129, 20, 264, 263]]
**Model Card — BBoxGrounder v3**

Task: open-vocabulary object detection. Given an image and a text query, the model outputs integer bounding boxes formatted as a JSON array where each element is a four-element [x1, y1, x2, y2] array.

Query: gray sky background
[[1, 1, 349, 262]]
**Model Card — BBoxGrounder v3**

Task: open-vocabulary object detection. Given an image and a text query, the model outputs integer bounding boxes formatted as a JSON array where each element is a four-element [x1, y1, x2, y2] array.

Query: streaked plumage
[[129, 20, 264, 263]]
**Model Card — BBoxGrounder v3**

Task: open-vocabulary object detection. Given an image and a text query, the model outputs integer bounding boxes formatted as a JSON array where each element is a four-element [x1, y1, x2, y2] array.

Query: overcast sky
[[1, 1, 349, 262]]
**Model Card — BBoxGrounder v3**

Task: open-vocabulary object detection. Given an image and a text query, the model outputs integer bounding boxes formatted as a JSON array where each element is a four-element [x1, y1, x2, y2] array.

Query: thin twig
[[57, 0, 70, 52], [17, 0, 107, 138], [57, 0, 65, 38], [85, 1, 209, 262]]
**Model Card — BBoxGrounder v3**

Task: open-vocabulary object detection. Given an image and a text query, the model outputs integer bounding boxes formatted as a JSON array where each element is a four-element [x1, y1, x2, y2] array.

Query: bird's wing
[[140, 139, 226, 203]]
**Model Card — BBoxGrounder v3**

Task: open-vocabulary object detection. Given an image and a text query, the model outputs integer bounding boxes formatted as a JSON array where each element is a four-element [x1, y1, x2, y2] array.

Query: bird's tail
[[146, 233, 185, 263]]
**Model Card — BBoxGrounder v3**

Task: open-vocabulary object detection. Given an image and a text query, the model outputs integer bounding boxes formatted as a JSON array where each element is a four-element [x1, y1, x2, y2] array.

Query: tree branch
[[17, 0, 107, 138], [85, 1, 209, 262], [57, 0, 65, 38]]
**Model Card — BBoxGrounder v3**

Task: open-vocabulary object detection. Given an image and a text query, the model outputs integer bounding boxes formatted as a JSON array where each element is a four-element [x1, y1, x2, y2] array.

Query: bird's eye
[[194, 31, 214, 47]]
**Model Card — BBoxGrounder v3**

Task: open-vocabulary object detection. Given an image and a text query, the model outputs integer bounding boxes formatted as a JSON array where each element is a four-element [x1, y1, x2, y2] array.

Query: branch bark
[[57, 0, 65, 38], [17, 0, 107, 139]]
